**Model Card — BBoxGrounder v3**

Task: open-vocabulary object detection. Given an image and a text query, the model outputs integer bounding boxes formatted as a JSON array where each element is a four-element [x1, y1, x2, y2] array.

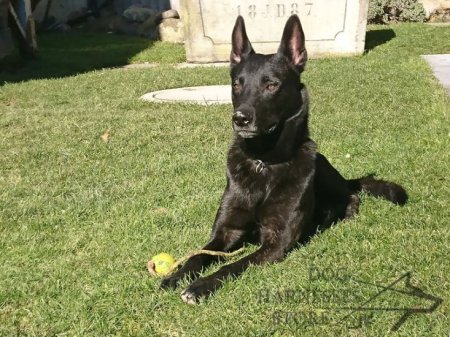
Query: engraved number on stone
[[277, 4, 285, 17], [291, 3, 298, 15], [305, 2, 313, 15], [249, 4, 256, 18], [262, 4, 270, 17], [237, 3, 307, 18]]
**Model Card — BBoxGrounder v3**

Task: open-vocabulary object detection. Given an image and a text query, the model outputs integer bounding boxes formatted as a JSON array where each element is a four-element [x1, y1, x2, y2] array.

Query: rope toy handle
[[147, 247, 246, 277]]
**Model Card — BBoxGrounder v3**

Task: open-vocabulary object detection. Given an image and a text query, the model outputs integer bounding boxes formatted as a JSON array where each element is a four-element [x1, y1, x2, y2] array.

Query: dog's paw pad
[[181, 290, 198, 305]]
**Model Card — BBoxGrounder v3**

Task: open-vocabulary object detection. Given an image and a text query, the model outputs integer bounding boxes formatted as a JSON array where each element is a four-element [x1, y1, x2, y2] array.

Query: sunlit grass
[[0, 24, 449, 336]]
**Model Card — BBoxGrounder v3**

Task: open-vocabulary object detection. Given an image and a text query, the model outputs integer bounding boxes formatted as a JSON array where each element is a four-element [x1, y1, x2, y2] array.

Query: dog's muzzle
[[232, 109, 258, 138], [232, 110, 252, 128]]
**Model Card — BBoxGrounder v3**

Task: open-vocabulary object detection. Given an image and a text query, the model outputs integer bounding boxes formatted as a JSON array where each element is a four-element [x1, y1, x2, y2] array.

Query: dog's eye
[[232, 80, 241, 90], [266, 82, 279, 92]]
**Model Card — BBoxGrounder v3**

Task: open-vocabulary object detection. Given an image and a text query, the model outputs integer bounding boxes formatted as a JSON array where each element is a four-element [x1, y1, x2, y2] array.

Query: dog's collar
[[255, 159, 266, 173], [285, 85, 309, 123], [262, 85, 307, 137], [285, 106, 304, 122]]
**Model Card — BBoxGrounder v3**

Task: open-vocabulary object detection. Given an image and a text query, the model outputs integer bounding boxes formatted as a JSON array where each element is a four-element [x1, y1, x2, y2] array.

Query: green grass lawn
[[1, 24, 449, 336]]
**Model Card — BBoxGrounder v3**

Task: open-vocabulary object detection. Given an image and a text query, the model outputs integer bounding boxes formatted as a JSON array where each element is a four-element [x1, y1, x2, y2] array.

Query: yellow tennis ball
[[151, 253, 175, 276]]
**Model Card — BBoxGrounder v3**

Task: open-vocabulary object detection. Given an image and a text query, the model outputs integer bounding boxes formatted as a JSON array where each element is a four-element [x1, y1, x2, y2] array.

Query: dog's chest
[[227, 156, 289, 203], [226, 139, 316, 208]]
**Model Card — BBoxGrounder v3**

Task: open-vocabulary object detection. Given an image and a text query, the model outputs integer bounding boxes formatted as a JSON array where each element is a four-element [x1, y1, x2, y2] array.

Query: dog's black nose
[[232, 110, 251, 127]]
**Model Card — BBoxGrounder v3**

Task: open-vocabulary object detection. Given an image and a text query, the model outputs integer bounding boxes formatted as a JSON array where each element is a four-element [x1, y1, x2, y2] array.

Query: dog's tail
[[347, 174, 408, 205]]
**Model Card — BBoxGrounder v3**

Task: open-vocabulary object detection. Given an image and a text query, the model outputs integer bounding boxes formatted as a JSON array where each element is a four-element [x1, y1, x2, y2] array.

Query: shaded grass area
[[0, 24, 449, 336], [0, 32, 186, 84]]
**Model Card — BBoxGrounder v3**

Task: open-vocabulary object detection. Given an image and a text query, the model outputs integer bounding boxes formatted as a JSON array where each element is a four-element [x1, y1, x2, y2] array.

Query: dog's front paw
[[160, 274, 184, 290], [180, 278, 218, 305]]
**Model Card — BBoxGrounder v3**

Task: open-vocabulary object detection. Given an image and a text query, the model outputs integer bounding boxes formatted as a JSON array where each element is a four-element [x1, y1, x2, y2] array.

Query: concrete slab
[[140, 85, 231, 105], [122, 63, 158, 69], [422, 54, 450, 95], [176, 62, 229, 69], [119, 62, 228, 69]]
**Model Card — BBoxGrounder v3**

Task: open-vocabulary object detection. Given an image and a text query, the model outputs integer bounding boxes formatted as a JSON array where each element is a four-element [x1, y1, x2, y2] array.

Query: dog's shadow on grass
[[364, 28, 396, 53], [0, 32, 154, 85]]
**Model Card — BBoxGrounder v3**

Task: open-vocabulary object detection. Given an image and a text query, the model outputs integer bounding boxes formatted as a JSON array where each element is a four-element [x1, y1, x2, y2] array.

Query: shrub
[[368, 0, 426, 23]]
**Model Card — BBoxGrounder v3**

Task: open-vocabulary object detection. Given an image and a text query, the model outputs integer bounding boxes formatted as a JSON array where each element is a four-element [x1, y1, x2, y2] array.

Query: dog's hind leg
[[314, 153, 357, 224], [345, 194, 360, 218]]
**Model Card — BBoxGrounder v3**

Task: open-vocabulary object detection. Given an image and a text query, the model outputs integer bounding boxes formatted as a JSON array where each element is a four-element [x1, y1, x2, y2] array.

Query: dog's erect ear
[[277, 15, 307, 72], [230, 16, 255, 65]]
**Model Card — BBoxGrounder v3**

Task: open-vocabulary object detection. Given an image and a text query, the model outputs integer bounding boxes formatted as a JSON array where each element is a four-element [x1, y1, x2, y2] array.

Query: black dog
[[161, 15, 407, 304]]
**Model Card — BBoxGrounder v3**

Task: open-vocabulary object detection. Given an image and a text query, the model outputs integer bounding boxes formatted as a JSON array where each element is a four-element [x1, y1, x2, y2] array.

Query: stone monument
[[180, 0, 369, 62]]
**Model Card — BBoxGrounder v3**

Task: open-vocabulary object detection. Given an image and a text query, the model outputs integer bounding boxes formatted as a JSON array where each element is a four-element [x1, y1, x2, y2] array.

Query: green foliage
[[368, 0, 426, 23]]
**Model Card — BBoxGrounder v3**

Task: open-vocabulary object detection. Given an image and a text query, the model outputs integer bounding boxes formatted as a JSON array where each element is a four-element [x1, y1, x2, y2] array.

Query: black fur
[[160, 15, 407, 304]]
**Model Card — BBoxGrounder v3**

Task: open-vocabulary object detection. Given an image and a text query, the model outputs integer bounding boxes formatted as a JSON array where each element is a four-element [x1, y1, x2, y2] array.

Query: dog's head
[[230, 15, 307, 139]]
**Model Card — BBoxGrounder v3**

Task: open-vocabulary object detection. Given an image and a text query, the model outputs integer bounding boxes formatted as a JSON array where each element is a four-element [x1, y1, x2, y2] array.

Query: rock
[[420, 0, 450, 18], [58, 23, 72, 32], [99, 5, 116, 18], [137, 16, 160, 39], [123, 6, 160, 23], [114, 0, 134, 14], [161, 9, 179, 19], [85, 14, 138, 35], [33, 0, 108, 25], [158, 18, 184, 43], [107, 16, 140, 35], [67, 9, 86, 23], [114, 0, 172, 15], [116, 21, 141, 36], [429, 9, 450, 22], [84, 15, 115, 32]]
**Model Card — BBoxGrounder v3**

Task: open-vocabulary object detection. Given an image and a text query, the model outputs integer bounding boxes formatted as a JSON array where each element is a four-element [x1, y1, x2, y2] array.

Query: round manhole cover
[[140, 85, 231, 105]]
